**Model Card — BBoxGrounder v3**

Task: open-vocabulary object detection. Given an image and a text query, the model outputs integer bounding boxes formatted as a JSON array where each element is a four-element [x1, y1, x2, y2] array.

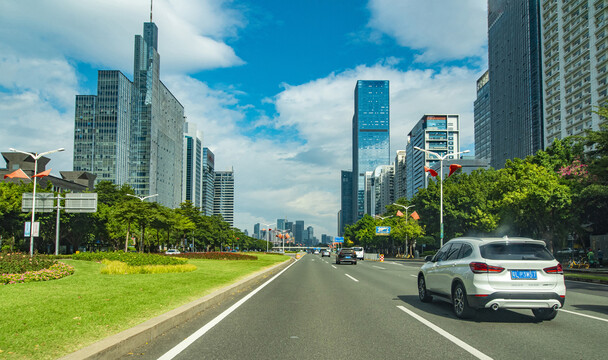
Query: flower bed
[[73, 251, 188, 266], [0, 252, 56, 274], [176, 252, 257, 260], [1, 262, 75, 285]]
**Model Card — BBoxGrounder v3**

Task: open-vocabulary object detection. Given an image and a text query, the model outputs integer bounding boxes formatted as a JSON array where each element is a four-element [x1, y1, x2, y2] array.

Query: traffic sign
[[334, 236, 344, 243]]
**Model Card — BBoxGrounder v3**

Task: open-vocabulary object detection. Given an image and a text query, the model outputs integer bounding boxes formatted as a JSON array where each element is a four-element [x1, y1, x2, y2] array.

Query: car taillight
[[544, 264, 563, 274], [469, 262, 505, 273]]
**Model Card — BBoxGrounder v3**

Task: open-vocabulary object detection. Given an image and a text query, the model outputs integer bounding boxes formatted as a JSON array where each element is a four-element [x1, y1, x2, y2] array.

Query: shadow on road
[[396, 295, 540, 323], [569, 304, 608, 316]]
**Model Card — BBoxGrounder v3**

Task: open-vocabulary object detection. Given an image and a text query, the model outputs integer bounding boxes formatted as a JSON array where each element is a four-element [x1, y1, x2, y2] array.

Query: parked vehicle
[[165, 249, 181, 255], [417, 236, 565, 320], [336, 248, 357, 265]]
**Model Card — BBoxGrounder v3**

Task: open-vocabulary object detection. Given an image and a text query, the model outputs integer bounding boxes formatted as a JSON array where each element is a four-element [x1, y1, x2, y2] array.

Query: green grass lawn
[[0, 253, 289, 359]]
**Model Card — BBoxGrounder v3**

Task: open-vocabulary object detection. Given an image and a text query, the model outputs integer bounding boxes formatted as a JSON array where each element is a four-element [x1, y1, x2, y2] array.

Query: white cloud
[[0, 0, 244, 75], [367, 0, 487, 62]]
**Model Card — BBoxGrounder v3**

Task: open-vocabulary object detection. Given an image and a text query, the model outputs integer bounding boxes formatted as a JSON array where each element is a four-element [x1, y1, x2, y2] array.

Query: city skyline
[[0, 0, 486, 236]]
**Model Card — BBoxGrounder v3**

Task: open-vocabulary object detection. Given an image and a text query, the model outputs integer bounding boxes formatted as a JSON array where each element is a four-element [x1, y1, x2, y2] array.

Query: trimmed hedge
[[100, 260, 197, 275], [72, 251, 188, 266], [1, 262, 75, 285], [0, 252, 56, 274], [175, 252, 257, 260]]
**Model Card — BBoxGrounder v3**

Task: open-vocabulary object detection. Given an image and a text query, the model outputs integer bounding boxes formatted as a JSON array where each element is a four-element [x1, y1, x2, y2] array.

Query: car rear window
[[480, 243, 554, 260], [353, 247, 363, 251]]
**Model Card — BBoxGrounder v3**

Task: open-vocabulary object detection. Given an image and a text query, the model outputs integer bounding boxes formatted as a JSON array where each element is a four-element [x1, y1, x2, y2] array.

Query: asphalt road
[[122, 254, 608, 360]]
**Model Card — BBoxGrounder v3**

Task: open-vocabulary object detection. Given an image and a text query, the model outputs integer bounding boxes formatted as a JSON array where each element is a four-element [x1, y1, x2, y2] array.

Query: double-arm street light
[[393, 203, 415, 256], [10, 147, 65, 256], [127, 193, 158, 252], [413, 147, 470, 248], [261, 223, 273, 252]]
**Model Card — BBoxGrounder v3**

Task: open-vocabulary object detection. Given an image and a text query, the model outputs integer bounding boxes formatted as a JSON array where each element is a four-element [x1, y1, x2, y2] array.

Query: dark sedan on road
[[336, 248, 357, 265]]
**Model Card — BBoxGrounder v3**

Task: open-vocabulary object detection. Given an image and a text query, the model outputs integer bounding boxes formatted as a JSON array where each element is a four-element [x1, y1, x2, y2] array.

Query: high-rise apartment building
[[73, 21, 185, 208], [202, 148, 215, 216], [373, 164, 394, 216], [474, 70, 491, 161], [183, 122, 203, 209], [352, 80, 390, 222], [488, 0, 543, 169], [406, 115, 461, 199], [213, 169, 234, 226], [541, 0, 608, 143], [393, 150, 407, 201]]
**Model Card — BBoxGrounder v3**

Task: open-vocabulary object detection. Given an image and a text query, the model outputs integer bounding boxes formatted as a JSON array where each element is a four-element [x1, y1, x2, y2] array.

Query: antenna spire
[[150, 0, 153, 22]]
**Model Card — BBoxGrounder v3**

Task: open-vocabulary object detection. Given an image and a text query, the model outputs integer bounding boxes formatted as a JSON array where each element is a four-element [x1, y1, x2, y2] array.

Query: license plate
[[511, 270, 537, 280], [345, 256, 351, 259]]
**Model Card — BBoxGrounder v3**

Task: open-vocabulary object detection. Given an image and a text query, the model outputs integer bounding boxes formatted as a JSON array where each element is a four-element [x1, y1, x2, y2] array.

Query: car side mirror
[[424, 255, 433, 262]]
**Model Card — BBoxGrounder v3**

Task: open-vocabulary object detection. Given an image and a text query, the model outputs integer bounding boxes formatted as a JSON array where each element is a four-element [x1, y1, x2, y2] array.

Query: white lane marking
[[157, 259, 299, 360], [388, 261, 404, 266], [559, 309, 608, 323], [410, 275, 418, 278], [373, 265, 386, 270], [345, 274, 359, 282], [397, 306, 493, 360], [331, 265, 337, 269]]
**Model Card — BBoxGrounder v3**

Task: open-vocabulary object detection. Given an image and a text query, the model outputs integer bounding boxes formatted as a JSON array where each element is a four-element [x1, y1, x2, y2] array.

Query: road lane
[[122, 255, 608, 360]]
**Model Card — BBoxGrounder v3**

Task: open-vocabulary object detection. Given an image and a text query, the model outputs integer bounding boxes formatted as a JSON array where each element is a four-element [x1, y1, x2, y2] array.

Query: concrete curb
[[59, 257, 295, 360]]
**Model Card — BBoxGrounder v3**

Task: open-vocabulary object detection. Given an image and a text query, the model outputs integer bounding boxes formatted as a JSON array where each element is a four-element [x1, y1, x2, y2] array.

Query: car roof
[[447, 236, 547, 246]]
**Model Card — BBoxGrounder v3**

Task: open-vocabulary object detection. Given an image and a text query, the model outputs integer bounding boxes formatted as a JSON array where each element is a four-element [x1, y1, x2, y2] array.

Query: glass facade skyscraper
[[474, 70, 491, 161], [352, 80, 390, 222], [202, 147, 215, 216], [183, 122, 203, 209], [74, 21, 184, 208], [213, 169, 234, 226], [488, 0, 543, 169]]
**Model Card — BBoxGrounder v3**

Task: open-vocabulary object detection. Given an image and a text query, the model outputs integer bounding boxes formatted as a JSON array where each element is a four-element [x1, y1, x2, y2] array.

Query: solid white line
[[397, 306, 493, 360], [410, 275, 418, 278], [331, 265, 337, 269], [345, 274, 359, 282], [157, 259, 299, 360], [559, 309, 608, 323], [373, 266, 386, 270]]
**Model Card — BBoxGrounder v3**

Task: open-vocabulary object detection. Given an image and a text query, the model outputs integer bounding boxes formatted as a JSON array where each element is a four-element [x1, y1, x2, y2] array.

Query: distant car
[[314, 250, 320, 255], [336, 248, 357, 265], [353, 246, 364, 260], [321, 250, 330, 257], [165, 249, 181, 255], [417, 236, 566, 320]]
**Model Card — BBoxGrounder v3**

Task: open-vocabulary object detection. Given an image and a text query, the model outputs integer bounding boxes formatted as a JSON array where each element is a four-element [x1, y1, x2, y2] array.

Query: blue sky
[[0, 0, 488, 237]]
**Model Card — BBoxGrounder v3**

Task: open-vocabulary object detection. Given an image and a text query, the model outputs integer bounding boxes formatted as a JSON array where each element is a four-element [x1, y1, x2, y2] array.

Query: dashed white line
[[559, 309, 608, 323], [410, 275, 418, 278], [345, 274, 359, 282], [331, 265, 337, 269], [397, 305, 493, 360], [157, 259, 299, 360], [373, 265, 386, 270]]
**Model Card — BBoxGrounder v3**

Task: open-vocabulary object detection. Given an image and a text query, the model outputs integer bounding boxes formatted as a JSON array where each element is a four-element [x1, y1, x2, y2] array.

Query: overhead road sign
[[21, 193, 55, 212], [334, 237, 344, 243], [65, 193, 98, 213]]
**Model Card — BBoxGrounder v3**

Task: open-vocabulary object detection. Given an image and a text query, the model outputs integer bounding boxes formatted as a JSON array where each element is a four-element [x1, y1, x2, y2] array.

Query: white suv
[[417, 237, 566, 321], [353, 247, 364, 260]]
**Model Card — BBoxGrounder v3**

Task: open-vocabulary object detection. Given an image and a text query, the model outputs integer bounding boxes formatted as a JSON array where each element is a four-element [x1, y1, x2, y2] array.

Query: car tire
[[336, 260, 340, 265], [353, 261, 357, 265], [532, 308, 558, 321], [452, 282, 475, 319], [418, 275, 432, 303]]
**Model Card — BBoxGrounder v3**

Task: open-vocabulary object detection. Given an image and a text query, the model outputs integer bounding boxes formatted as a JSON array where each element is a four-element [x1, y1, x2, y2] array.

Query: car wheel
[[532, 308, 558, 321], [452, 282, 475, 319], [353, 261, 357, 265], [336, 260, 340, 265], [418, 275, 432, 303]]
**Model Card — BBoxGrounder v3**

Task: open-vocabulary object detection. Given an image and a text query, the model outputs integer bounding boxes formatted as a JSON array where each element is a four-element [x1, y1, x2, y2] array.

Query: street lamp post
[[10, 147, 65, 257], [413, 147, 469, 247], [393, 203, 415, 256], [127, 193, 158, 253], [262, 223, 273, 252]]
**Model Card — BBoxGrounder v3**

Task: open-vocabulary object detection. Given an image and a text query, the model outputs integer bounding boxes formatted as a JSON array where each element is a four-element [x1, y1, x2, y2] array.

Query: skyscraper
[[202, 148, 215, 216], [488, 0, 543, 169], [213, 169, 234, 226], [352, 80, 390, 222], [474, 70, 491, 161], [73, 20, 184, 208], [393, 150, 407, 201], [183, 122, 203, 209], [406, 115, 461, 199], [339, 170, 353, 236], [540, 0, 608, 144]]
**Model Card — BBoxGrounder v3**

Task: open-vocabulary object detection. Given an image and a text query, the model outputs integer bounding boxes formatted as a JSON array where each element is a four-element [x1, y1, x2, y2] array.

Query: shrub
[[1, 262, 75, 285], [0, 252, 57, 274], [176, 252, 257, 260], [72, 251, 187, 266], [100, 260, 197, 275]]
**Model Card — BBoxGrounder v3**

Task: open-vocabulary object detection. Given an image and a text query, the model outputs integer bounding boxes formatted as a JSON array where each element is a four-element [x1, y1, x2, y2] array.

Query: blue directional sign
[[334, 236, 344, 243], [376, 226, 391, 236]]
